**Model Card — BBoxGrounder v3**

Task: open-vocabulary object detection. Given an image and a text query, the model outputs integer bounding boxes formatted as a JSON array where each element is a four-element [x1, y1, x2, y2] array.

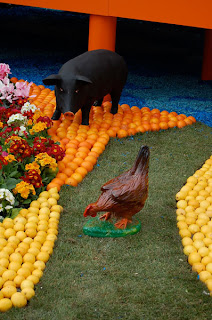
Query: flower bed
[[176, 156, 212, 294]]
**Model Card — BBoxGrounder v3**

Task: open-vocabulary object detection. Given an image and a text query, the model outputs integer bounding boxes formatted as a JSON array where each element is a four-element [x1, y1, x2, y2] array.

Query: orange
[[150, 118, 159, 124], [91, 147, 104, 155], [63, 168, 74, 177], [75, 167, 88, 178], [151, 108, 160, 114], [62, 154, 75, 165], [177, 114, 187, 120], [66, 162, 79, 171], [150, 123, 160, 131], [160, 110, 169, 116], [56, 173, 68, 182], [81, 161, 94, 172], [88, 151, 99, 158], [141, 107, 151, 113], [57, 130, 67, 139], [184, 118, 193, 125], [100, 122, 111, 130], [78, 141, 92, 149], [65, 177, 78, 186], [159, 122, 169, 130], [86, 138, 96, 146], [57, 162, 66, 172], [73, 157, 84, 166], [128, 122, 137, 129], [107, 129, 116, 137], [159, 116, 169, 122], [71, 173, 83, 183], [187, 116, 196, 123], [168, 120, 177, 128], [84, 156, 97, 165], [136, 125, 146, 133], [75, 151, 88, 159], [177, 120, 187, 128], [66, 148, 77, 156], [47, 183, 61, 191], [117, 129, 128, 138], [169, 111, 178, 117], [128, 128, 137, 135], [98, 133, 109, 141], [142, 123, 151, 131], [77, 147, 90, 154]]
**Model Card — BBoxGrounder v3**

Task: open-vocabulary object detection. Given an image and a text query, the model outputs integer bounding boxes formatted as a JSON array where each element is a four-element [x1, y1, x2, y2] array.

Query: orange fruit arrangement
[[10, 79, 196, 191]]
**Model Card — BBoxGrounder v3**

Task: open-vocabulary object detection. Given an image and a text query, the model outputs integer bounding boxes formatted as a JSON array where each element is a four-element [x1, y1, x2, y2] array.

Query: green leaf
[[5, 178, 21, 190], [10, 208, 22, 219]]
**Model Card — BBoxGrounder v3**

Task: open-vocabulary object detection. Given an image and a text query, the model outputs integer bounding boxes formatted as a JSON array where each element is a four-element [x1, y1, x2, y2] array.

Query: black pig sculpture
[[43, 49, 128, 125]]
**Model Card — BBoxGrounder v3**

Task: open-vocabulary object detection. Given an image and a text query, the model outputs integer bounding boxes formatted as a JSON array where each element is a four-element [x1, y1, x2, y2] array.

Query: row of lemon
[[0, 187, 62, 312], [176, 156, 212, 293]]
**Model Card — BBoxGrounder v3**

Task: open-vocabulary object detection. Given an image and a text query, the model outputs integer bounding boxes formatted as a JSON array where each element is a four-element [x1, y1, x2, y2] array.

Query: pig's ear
[[42, 74, 61, 86], [75, 75, 92, 84]]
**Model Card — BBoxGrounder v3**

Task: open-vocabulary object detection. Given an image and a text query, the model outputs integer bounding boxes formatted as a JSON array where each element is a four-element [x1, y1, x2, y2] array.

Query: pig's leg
[[81, 105, 91, 125], [52, 108, 62, 120], [110, 90, 121, 115], [97, 98, 103, 106]]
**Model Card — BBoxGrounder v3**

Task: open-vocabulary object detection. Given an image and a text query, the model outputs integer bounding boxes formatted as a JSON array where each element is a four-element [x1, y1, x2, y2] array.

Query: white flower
[[7, 113, 27, 126], [21, 102, 37, 114], [0, 204, 3, 212], [5, 205, 13, 210], [15, 125, 28, 137], [0, 188, 15, 205]]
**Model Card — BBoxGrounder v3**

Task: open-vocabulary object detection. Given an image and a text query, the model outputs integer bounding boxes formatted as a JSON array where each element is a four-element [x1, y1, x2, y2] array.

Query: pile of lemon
[[176, 156, 212, 293], [0, 187, 62, 312]]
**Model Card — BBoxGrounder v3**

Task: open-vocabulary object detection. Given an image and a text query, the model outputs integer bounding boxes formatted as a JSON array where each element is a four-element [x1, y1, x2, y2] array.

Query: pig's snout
[[64, 111, 74, 120]]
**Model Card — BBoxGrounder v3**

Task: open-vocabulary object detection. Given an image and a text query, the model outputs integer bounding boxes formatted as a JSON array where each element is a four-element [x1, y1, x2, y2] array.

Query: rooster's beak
[[83, 205, 96, 217]]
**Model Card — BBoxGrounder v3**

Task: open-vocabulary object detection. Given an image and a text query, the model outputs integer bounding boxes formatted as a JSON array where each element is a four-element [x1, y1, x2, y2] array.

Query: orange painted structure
[[1, 0, 212, 79]]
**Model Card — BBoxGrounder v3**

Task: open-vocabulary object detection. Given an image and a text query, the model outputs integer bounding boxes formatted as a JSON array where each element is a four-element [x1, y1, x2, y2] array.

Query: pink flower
[[2, 151, 8, 157], [0, 64, 11, 80], [14, 81, 33, 99]]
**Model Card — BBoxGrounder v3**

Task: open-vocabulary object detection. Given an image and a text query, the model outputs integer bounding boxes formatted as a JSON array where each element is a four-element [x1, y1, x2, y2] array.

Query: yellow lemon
[[188, 252, 201, 265], [22, 287, 35, 300], [0, 238, 7, 248], [34, 260, 45, 271], [200, 200, 210, 210], [47, 228, 58, 236], [193, 240, 205, 250], [187, 176, 198, 184], [0, 277, 4, 289], [8, 236, 20, 246], [49, 217, 59, 224], [0, 258, 9, 269], [30, 200, 40, 208], [23, 253, 35, 264], [2, 270, 16, 282], [176, 191, 187, 200], [206, 263, 212, 274], [1, 285, 17, 298], [8, 261, 21, 272], [176, 208, 186, 216], [203, 237, 212, 246], [51, 205, 63, 213], [48, 187, 58, 194], [0, 298, 13, 312], [199, 213, 210, 221], [28, 247, 40, 257], [195, 207, 206, 214], [50, 193, 60, 200], [38, 214, 49, 222], [34, 235, 46, 244], [183, 245, 197, 256], [41, 246, 53, 255], [188, 224, 200, 234], [3, 246, 14, 255], [182, 237, 193, 246], [177, 215, 186, 222], [36, 252, 49, 263], [39, 207, 50, 215], [25, 228, 37, 238], [188, 200, 199, 208], [15, 246, 28, 257], [198, 247, 209, 257], [39, 191, 50, 199], [177, 200, 187, 210], [205, 279, 212, 291], [2, 218, 14, 229], [10, 252, 22, 264], [4, 228, 16, 239], [199, 270, 212, 282], [201, 225, 212, 235], [38, 197, 48, 204], [23, 237, 33, 245], [3, 280, 16, 288], [27, 275, 39, 285], [20, 279, 34, 290], [0, 252, 9, 260], [22, 262, 34, 273], [46, 234, 57, 242], [185, 217, 196, 225], [49, 211, 60, 220], [47, 197, 57, 207], [196, 219, 207, 227], [185, 206, 194, 213], [11, 292, 27, 308], [193, 232, 205, 241], [17, 268, 31, 279], [14, 216, 26, 225], [0, 266, 6, 277], [19, 209, 28, 217], [28, 207, 39, 214], [14, 275, 25, 287], [32, 269, 43, 279], [15, 231, 26, 242], [40, 202, 50, 209], [192, 262, 205, 273], [30, 241, 42, 250]]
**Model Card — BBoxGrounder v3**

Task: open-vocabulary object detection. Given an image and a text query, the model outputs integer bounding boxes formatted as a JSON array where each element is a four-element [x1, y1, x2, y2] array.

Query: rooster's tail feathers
[[131, 145, 150, 174]]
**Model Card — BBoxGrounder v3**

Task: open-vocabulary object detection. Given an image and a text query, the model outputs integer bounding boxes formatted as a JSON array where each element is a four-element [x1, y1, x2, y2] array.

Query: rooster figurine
[[83, 145, 150, 229]]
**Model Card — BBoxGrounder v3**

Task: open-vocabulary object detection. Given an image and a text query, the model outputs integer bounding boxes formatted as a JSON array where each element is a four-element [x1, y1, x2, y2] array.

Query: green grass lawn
[[3, 122, 212, 320]]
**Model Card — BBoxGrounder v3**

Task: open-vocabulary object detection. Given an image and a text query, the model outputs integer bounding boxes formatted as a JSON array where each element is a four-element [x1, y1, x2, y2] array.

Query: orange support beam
[[201, 30, 212, 81], [88, 15, 117, 51]]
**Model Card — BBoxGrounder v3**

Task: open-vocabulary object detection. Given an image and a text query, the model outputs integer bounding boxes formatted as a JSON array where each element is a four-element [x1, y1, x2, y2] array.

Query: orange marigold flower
[[13, 181, 36, 199]]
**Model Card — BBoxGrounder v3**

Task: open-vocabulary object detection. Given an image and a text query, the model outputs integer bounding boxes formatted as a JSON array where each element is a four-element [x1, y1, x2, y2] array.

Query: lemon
[[22, 287, 35, 300], [20, 279, 34, 290], [36, 252, 49, 263], [187, 176, 198, 184], [203, 237, 212, 246], [39, 207, 50, 215], [0, 258, 9, 269], [206, 263, 212, 274], [25, 228, 37, 238], [28, 247, 40, 257], [4, 228, 16, 239], [38, 197, 48, 204], [185, 206, 194, 213], [196, 195, 205, 202], [47, 197, 57, 207], [15, 231, 26, 242], [198, 247, 209, 257], [50, 193, 60, 200], [3, 280, 16, 288], [23, 253, 35, 264], [198, 213, 209, 221], [38, 214, 49, 222], [23, 237, 33, 245], [51, 205, 63, 213], [196, 219, 207, 227], [17, 268, 31, 279], [30, 241, 42, 250], [49, 217, 59, 225], [22, 262, 34, 273], [0, 239, 7, 248], [11, 292, 27, 308], [34, 260, 46, 270], [200, 200, 210, 210], [0, 298, 13, 312], [2, 270, 16, 281], [46, 234, 57, 242], [199, 270, 212, 282], [0, 266, 6, 277], [15, 246, 28, 256], [193, 232, 205, 241], [19, 209, 28, 217], [182, 237, 193, 246], [28, 216, 39, 224], [49, 211, 60, 220], [48, 187, 59, 194], [14, 216, 26, 224], [40, 202, 50, 209], [177, 200, 187, 210], [3, 218, 14, 229], [27, 275, 39, 285], [195, 207, 206, 214], [41, 246, 53, 255], [177, 215, 186, 222], [176, 208, 186, 216], [34, 235, 46, 244], [47, 228, 58, 236], [28, 207, 39, 214], [192, 263, 205, 273], [185, 217, 196, 225], [193, 240, 205, 250], [188, 200, 200, 208], [8, 236, 20, 246], [188, 252, 201, 265], [1, 285, 17, 298], [14, 275, 25, 287], [188, 224, 200, 234], [10, 252, 23, 264], [32, 269, 43, 279], [39, 191, 50, 199], [8, 261, 21, 272], [3, 246, 14, 255], [0, 277, 4, 289], [30, 200, 40, 208], [183, 245, 197, 256], [201, 225, 212, 235]]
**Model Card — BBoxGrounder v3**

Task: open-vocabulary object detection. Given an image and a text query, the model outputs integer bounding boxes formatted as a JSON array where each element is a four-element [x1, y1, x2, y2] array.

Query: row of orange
[[14, 80, 196, 190]]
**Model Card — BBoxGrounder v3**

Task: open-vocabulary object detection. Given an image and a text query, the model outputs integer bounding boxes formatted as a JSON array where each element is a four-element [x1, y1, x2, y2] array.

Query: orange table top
[[1, 0, 212, 29]]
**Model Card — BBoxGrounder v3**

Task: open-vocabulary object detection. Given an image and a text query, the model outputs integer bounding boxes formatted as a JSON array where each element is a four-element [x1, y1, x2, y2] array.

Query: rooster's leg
[[114, 218, 132, 229], [99, 212, 111, 221]]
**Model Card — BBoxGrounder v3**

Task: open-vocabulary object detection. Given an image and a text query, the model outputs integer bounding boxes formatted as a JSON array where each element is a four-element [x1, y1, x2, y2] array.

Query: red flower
[[8, 139, 32, 161], [47, 144, 65, 162], [21, 169, 43, 188], [33, 142, 46, 155], [36, 116, 53, 128]]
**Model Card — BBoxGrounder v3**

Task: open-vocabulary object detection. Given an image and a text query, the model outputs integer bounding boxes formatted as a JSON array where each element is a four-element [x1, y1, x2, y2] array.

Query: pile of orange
[[11, 79, 196, 191]]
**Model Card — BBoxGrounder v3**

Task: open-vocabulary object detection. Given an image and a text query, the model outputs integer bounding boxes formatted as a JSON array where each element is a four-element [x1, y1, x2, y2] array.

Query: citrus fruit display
[[24, 80, 196, 191], [176, 156, 212, 294], [0, 186, 62, 310]]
